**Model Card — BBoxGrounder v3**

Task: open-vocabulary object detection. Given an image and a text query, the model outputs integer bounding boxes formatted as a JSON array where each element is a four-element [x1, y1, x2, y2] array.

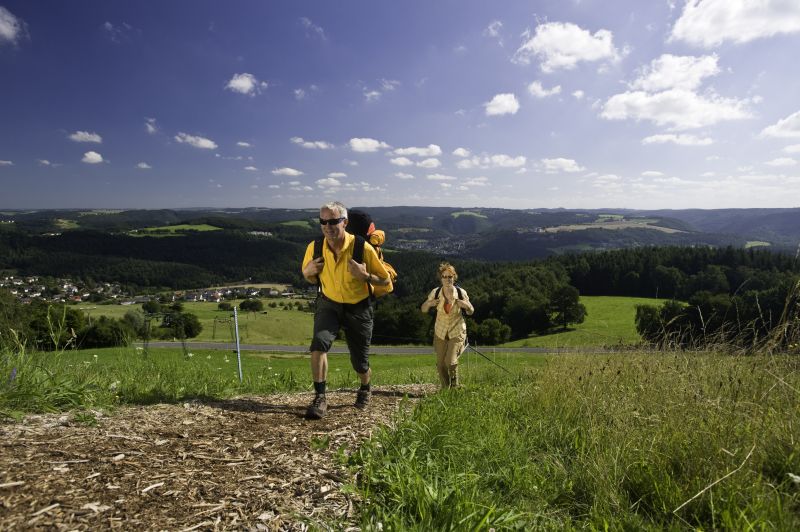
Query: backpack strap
[[352, 235, 365, 263], [312, 236, 324, 295], [432, 285, 466, 316], [351, 235, 373, 298]]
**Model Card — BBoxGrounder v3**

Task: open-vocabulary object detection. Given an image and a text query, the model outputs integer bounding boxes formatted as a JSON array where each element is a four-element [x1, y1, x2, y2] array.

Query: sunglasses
[[441, 275, 454, 279], [319, 217, 346, 226]]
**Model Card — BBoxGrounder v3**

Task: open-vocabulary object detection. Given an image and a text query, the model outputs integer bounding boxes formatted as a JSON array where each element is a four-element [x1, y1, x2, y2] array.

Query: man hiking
[[301, 201, 392, 419]]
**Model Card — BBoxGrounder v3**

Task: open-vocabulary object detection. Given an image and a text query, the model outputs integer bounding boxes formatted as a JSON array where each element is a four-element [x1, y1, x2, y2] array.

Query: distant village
[[1, 275, 309, 305]]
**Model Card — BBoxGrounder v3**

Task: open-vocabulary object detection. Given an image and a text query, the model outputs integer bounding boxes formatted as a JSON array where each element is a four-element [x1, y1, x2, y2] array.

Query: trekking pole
[[463, 339, 514, 376]]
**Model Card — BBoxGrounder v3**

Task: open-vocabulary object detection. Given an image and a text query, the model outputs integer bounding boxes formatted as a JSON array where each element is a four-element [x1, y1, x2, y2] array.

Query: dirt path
[[0, 384, 436, 531]]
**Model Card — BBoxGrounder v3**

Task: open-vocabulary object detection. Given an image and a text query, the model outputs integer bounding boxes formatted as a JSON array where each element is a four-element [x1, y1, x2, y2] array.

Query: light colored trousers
[[433, 336, 464, 388]]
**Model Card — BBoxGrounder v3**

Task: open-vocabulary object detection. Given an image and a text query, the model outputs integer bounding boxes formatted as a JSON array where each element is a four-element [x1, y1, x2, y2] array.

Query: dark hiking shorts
[[310, 295, 374, 374]]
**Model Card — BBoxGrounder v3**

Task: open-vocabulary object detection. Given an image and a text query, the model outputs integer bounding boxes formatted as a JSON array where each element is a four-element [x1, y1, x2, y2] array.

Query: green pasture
[[280, 220, 314, 228], [78, 300, 314, 345], [353, 353, 800, 530], [129, 223, 222, 237], [451, 211, 487, 219], [505, 295, 654, 348]]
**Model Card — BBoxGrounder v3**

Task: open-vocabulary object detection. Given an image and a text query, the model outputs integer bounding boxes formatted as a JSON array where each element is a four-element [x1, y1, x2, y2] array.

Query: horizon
[[2, 1, 800, 210]]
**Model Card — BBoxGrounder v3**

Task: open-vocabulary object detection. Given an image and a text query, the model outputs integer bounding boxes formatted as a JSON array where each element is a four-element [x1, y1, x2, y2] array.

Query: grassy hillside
[[503, 295, 657, 348], [78, 301, 314, 345]]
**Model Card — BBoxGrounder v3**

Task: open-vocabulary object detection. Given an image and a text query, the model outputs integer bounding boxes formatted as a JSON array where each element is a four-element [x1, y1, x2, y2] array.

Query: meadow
[[78, 295, 653, 348], [1, 342, 798, 529]]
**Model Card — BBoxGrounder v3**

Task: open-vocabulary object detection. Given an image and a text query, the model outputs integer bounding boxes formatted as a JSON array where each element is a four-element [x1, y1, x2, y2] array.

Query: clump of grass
[[348, 353, 800, 529]]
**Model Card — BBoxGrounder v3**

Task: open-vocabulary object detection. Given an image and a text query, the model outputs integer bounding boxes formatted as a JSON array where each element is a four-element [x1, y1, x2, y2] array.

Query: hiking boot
[[306, 394, 327, 419], [354, 389, 371, 410]]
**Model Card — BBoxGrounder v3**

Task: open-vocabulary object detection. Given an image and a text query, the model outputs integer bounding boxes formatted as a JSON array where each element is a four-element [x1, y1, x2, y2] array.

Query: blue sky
[[2, 0, 800, 210]]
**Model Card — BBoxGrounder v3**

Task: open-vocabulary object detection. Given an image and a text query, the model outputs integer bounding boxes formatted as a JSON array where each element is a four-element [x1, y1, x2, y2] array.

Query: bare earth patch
[[0, 384, 436, 531]]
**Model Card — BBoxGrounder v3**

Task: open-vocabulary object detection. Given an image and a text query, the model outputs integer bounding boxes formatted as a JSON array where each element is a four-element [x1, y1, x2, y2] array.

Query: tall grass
[[348, 353, 800, 530]]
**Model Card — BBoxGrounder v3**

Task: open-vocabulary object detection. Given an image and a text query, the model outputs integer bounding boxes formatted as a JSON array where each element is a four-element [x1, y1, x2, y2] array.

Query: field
[[128, 224, 222, 237], [78, 300, 314, 345], [1, 345, 798, 529], [78, 295, 652, 348], [544, 220, 683, 234], [507, 295, 655, 348]]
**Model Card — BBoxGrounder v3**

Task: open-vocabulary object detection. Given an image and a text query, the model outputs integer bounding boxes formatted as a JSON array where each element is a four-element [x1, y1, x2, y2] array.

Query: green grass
[[78, 300, 314, 345], [129, 223, 223, 237], [505, 295, 658, 348], [281, 220, 314, 228], [350, 353, 800, 530], [451, 211, 488, 219], [0, 344, 524, 417]]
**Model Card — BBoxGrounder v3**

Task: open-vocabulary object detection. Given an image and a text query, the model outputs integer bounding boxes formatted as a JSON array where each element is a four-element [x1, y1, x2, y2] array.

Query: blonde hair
[[438, 262, 457, 281]]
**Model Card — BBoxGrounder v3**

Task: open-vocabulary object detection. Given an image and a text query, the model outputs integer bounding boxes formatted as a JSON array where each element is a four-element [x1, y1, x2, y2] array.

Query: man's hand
[[348, 258, 369, 281], [303, 257, 324, 281]]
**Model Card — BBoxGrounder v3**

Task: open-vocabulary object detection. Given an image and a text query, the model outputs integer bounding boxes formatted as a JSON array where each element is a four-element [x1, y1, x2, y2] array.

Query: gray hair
[[321, 201, 348, 219]]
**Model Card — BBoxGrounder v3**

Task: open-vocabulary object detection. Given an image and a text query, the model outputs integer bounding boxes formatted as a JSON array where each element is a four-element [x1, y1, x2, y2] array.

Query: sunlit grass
[[350, 353, 800, 530]]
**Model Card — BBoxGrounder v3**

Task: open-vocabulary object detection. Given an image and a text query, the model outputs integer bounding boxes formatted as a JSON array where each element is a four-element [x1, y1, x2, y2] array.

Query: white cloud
[[244, 166, 258, 171], [642, 170, 664, 177], [572, 90, 585, 100], [631, 54, 720, 92], [69, 131, 103, 143], [541, 158, 585, 173], [390, 157, 414, 167], [765, 157, 797, 167], [760, 110, 800, 138], [417, 158, 441, 169], [528, 81, 562, 98], [288, 181, 301, 186], [593, 174, 623, 188], [394, 172, 415, 180], [0, 160, 13, 166], [783, 144, 800, 154], [328, 172, 347, 178], [268, 184, 280, 189], [452, 147, 471, 157], [642, 133, 714, 146], [514, 22, 620, 72], [464, 176, 490, 187], [349, 138, 390, 152], [427, 173, 457, 181], [670, 0, 800, 48], [456, 153, 526, 169], [103, 21, 137, 43], [300, 17, 327, 40], [82, 151, 103, 164], [0, 6, 25, 45], [484, 93, 520, 116], [380, 79, 400, 92], [294, 88, 306, 100], [490, 154, 526, 168], [485, 20, 503, 38], [237, 141, 251, 148], [175, 132, 218, 150], [701, 171, 716, 177], [272, 167, 304, 176], [291, 136, 334, 149], [37, 159, 51, 166], [137, 162, 151, 169], [145, 117, 158, 135], [394, 144, 442, 157], [316, 177, 341, 188], [225, 73, 268, 96], [364, 90, 382, 102], [601, 89, 752, 130]]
